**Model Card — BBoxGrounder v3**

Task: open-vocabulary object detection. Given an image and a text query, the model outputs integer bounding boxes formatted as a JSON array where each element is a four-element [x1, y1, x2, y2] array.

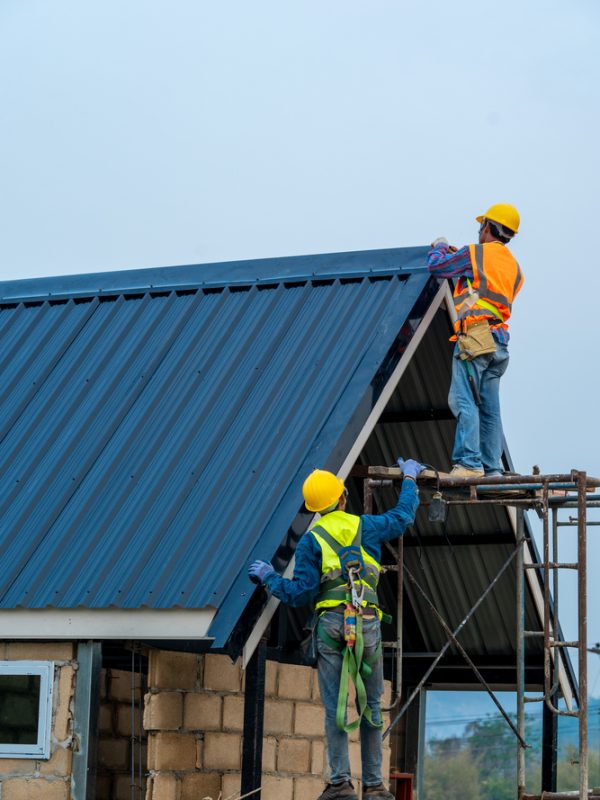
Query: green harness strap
[[317, 615, 383, 733]]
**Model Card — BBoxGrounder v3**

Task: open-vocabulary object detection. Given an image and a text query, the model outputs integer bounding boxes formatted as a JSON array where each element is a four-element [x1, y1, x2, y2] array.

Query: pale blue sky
[[1, 0, 599, 689]]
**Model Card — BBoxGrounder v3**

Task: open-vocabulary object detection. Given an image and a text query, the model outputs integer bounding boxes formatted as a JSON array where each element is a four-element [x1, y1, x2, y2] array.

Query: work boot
[[363, 784, 395, 799], [450, 464, 484, 478], [316, 781, 358, 800]]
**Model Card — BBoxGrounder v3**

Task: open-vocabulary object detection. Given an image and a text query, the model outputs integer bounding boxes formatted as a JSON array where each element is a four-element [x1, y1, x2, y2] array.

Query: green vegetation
[[424, 714, 600, 800]]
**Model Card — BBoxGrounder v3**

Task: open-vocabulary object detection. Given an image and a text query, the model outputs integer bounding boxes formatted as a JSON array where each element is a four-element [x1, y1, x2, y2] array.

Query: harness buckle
[[348, 567, 364, 610]]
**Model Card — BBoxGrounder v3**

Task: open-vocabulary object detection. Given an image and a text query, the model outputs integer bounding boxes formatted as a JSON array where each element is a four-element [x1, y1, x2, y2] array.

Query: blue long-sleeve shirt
[[263, 478, 419, 607]]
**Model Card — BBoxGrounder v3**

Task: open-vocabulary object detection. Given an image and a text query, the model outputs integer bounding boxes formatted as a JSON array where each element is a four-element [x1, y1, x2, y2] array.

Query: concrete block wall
[[0, 642, 76, 800], [97, 667, 148, 800], [145, 650, 392, 800]]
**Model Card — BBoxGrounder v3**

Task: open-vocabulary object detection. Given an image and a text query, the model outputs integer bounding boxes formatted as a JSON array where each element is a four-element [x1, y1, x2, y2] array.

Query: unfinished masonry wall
[[97, 667, 147, 800], [145, 649, 391, 800], [0, 642, 76, 800]]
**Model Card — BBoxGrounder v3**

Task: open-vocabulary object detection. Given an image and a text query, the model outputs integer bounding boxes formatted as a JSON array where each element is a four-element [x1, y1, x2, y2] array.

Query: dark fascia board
[[0, 246, 430, 303]]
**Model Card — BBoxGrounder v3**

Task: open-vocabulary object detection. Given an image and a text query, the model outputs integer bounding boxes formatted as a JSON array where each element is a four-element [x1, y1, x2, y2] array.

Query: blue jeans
[[448, 342, 510, 473], [316, 610, 384, 787]]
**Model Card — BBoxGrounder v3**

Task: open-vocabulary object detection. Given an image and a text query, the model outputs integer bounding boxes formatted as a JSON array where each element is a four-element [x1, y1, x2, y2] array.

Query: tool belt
[[457, 319, 497, 361]]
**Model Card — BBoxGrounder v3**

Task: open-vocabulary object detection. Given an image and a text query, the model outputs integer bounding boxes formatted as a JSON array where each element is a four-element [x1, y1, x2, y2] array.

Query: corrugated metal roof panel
[[0, 251, 432, 626]]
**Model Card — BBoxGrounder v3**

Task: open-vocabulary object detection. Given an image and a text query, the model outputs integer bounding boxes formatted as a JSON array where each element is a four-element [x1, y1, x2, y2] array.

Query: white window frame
[[0, 661, 54, 759]]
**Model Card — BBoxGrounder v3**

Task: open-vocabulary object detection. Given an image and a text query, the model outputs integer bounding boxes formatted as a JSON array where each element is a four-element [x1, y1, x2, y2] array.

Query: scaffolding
[[352, 466, 600, 800]]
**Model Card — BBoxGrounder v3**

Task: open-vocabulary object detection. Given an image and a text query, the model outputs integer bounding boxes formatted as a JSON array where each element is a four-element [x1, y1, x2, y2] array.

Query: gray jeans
[[316, 610, 384, 787]]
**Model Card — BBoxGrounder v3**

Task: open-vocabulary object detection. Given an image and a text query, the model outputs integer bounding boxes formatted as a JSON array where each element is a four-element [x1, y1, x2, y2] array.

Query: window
[[0, 662, 54, 759]]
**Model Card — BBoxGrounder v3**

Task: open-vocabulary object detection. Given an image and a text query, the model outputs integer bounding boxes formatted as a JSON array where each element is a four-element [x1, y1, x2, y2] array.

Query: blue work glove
[[248, 560, 275, 585], [397, 457, 426, 481]]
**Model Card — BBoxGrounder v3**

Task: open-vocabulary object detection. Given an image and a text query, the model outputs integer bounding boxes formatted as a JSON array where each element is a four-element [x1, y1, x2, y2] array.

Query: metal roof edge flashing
[[0, 246, 430, 304]]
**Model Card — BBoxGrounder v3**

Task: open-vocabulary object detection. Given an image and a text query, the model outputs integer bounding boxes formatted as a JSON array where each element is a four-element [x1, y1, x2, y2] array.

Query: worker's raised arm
[[427, 238, 473, 280], [248, 533, 322, 607], [360, 467, 421, 544]]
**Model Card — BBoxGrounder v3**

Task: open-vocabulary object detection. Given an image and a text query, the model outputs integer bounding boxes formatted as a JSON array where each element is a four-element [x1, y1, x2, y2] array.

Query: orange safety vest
[[452, 242, 524, 338]]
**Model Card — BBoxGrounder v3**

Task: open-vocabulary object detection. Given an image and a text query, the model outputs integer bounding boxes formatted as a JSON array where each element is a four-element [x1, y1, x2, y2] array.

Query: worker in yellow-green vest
[[428, 203, 524, 478], [249, 459, 424, 800]]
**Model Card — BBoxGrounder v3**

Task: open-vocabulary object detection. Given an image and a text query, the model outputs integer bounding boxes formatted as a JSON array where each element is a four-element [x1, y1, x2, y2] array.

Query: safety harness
[[311, 521, 384, 733]]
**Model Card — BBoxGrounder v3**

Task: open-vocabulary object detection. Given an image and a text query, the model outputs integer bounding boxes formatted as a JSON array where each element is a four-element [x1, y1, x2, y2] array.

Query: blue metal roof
[[0, 247, 434, 647]]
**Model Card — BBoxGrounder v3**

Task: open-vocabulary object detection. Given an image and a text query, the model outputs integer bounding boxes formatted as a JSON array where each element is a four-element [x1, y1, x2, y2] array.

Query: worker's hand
[[448, 245, 458, 253], [397, 457, 427, 481], [431, 236, 449, 249], [248, 560, 275, 585]]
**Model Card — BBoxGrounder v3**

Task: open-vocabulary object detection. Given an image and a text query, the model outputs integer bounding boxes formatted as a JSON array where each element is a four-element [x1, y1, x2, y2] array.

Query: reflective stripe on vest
[[310, 511, 381, 610], [453, 243, 524, 335]]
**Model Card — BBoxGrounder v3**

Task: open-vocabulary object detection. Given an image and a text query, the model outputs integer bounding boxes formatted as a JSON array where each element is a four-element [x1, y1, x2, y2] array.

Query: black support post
[[541, 691, 558, 793], [241, 639, 267, 799]]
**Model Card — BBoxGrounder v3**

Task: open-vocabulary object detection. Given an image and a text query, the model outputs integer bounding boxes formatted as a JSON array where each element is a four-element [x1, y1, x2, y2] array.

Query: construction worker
[[248, 460, 425, 800], [428, 203, 524, 477]]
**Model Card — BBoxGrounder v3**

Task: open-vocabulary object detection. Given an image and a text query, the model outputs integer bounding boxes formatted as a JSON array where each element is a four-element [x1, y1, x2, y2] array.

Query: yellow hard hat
[[302, 469, 345, 513], [476, 203, 520, 234]]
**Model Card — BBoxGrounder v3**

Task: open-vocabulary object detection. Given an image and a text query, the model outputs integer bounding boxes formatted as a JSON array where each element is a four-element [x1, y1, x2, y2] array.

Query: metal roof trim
[[0, 246, 430, 304]]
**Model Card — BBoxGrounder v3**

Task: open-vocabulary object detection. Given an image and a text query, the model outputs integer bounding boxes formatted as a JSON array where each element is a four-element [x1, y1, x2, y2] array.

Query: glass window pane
[[0, 675, 41, 745]]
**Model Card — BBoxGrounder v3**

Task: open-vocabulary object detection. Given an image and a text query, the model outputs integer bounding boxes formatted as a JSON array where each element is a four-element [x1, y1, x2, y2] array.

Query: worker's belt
[[325, 605, 378, 618]]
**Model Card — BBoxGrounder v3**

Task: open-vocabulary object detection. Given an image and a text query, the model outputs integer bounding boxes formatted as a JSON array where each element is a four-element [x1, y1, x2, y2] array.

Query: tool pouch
[[299, 611, 319, 667], [457, 320, 497, 361]]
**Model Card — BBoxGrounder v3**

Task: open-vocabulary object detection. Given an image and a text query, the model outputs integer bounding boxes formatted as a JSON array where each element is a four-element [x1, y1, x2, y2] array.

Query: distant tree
[[465, 715, 516, 799], [424, 747, 481, 800], [557, 743, 600, 792]]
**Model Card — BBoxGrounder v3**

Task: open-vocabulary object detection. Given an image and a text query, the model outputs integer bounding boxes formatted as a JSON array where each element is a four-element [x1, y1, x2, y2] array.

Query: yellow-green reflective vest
[[310, 510, 381, 611]]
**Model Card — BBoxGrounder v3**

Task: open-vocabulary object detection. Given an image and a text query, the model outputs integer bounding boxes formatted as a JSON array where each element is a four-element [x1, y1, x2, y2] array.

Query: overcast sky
[[1, 0, 599, 693]]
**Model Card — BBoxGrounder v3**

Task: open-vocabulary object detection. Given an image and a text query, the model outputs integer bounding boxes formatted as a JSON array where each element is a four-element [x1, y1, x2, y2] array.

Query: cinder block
[[96, 774, 112, 800], [203, 731, 241, 771], [181, 772, 221, 800], [383, 679, 392, 707], [150, 773, 179, 800], [0, 759, 34, 775], [2, 779, 69, 800], [109, 668, 139, 702], [311, 740, 326, 775], [144, 692, 183, 731], [263, 736, 277, 772], [265, 659, 278, 695], [264, 699, 293, 735], [221, 773, 241, 799], [196, 736, 203, 768], [203, 654, 241, 692], [117, 701, 143, 735], [261, 774, 294, 800], [54, 665, 75, 741], [294, 702, 324, 737], [5, 642, 74, 662], [183, 692, 222, 730], [147, 732, 197, 771], [115, 773, 145, 800], [222, 694, 244, 731], [39, 745, 73, 776], [294, 776, 326, 800], [311, 675, 321, 701], [349, 741, 361, 778], [277, 737, 310, 774], [99, 702, 114, 734], [149, 650, 199, 691], [98, 738, 129, 771], [277, 663, 313, 701]]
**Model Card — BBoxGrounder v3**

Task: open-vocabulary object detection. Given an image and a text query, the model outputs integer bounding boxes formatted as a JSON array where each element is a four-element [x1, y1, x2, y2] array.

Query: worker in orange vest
[[428, 204, 524, 477]]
